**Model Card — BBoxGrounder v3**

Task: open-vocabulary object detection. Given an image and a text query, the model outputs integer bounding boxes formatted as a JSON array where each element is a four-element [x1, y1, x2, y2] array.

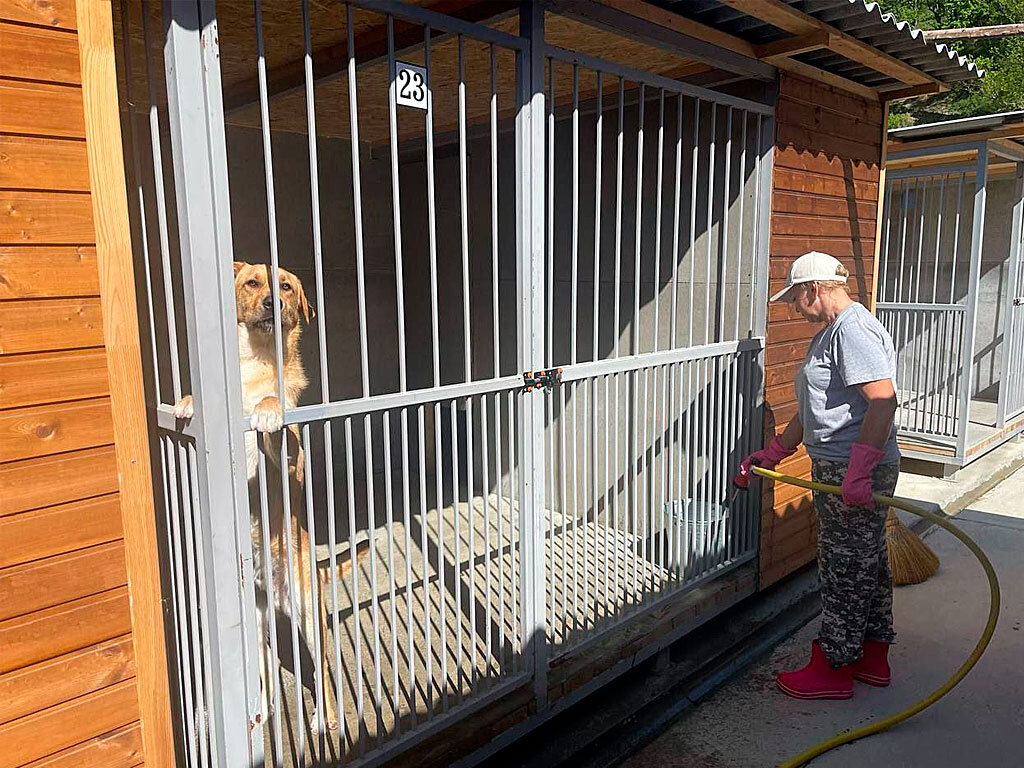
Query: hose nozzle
[[733, 458, 760, 489]]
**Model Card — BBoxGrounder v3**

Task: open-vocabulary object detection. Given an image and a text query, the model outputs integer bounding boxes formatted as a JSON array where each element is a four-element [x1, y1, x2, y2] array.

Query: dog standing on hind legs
[[175, 260, 368, 735]]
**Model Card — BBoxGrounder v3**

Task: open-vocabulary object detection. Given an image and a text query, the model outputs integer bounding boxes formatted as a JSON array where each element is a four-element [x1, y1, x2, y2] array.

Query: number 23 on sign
[[395, 62, 428, 110]]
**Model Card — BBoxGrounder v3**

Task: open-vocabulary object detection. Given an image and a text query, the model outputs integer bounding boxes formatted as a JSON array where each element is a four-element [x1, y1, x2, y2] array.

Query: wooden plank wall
[[759, 72, 883, 589], [0, 1, 145, 766]]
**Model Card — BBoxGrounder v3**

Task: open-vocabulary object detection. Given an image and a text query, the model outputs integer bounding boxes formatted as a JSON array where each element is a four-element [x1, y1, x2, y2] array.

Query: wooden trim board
[[881, 82, 946, 101], [770, 55, 878, 102], [754, 31, 830, 62], [75, 2, 174, 767], [870, 101, 889, 314], [592, 0, 759, 58], [888, 123, 1024, 153]]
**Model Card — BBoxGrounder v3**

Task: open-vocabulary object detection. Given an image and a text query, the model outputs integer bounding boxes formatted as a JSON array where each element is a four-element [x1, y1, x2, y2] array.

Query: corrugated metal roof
[[890, 110, 1024, 140], [655, 0, 982, 92]]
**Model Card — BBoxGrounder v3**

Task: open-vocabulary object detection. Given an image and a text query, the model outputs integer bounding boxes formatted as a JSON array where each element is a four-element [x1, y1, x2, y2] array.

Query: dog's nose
[[262, 295, 275, 310]]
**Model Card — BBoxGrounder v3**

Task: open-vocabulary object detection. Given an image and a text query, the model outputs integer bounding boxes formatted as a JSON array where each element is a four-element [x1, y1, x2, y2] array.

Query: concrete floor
[[620, 467, 1024, 768], [894, 391, 1024, 461], [261, 493, 730, 767], [892, 439, 1024, 529]]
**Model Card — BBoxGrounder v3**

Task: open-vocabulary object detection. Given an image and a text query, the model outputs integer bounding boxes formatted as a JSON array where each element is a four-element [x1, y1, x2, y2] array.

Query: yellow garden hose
[[749, 466, 1001, 768]]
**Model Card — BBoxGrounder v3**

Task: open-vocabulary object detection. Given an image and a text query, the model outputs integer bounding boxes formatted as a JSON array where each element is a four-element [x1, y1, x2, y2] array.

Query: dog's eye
[[247, 279, 259, 288], [281, 282, 292, 292]]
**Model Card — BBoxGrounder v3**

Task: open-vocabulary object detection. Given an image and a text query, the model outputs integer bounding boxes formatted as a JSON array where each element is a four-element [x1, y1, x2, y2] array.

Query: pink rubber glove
[[734, 436, 797, 488], [842, 443, 886, 507]]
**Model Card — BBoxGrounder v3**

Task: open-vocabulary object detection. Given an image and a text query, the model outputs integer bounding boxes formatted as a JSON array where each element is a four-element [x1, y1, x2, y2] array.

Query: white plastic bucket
[[648, 499, 730, 579]]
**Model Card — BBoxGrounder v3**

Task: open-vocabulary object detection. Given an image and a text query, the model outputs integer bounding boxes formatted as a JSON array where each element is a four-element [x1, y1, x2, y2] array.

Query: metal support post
[[748, 96, 774, 557], [519, 0, 549, 712], [956, 146, 989, 460], [162, 1, 262, 763], [752, 109, 774, 341], [998, 162, 1024, 427]]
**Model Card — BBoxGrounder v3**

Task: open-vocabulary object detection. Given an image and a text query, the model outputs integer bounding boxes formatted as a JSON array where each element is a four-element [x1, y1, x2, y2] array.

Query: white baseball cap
[[769, 251, 848, 302]]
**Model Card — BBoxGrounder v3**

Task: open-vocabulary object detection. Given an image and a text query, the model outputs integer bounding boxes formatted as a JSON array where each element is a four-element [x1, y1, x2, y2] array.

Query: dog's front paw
[[173, 395, 194, 420], [251, 396, 284, 433]]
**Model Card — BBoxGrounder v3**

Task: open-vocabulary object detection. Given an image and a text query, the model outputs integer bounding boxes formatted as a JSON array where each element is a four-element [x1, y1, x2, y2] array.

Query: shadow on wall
[[842, 157, 871, 302], [773, 93, 882, 306], [760, 105, 882, 520]]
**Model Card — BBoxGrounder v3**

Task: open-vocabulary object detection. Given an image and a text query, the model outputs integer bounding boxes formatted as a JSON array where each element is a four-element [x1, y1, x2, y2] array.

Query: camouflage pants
[[812, 458, 900, 667]]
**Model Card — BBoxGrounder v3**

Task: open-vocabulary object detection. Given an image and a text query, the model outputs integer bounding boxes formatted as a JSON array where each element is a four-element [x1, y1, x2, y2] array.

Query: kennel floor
[[897, 390, 1024, 460], [256, 492, 696, 766]]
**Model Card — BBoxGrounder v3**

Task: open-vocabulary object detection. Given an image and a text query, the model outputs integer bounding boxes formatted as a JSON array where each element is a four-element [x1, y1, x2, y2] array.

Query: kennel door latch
[[523, 368, 563, 392]]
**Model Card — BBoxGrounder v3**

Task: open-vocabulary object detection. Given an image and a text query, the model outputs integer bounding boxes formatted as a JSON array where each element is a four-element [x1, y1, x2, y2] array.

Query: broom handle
[[750, 466, 1001, 768]]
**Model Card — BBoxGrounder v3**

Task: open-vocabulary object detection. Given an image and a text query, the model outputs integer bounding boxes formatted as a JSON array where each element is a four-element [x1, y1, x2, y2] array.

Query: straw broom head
[[886, 507, 939, 586]]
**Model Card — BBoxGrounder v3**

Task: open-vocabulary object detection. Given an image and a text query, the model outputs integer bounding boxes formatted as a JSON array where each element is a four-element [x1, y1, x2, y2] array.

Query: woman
[[737, 251, 900, 700]]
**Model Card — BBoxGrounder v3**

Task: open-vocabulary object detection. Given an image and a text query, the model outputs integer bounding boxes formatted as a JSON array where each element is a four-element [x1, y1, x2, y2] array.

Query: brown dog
[[175, 261, 365, 733]]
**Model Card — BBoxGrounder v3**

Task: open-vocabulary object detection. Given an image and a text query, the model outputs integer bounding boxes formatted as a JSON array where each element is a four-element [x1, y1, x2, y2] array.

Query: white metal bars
[[879, 169, 974, 305], [543, 342, 762, 655], [254, 393, 527, 765], [120, 2, 211, 763], [877, 165, 978, 445], [542, 46, 770, 368], [539, 44, 771, 656], [120, 1, 777, 765], [876, 304, 966, 442], [237, 2, 533, 765]]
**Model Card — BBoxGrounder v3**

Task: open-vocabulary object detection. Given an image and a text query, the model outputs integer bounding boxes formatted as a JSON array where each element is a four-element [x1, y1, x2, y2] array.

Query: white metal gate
[[999, 164, 1024, 425], [881, 139, 1024, 463], [537, 46, 772, 659], [877, 154, 985, 456], [119, 2, 771, 766]]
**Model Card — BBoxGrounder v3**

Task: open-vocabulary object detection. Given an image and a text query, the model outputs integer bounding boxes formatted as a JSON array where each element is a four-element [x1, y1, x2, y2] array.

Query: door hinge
[[523, 368, 562, 391]]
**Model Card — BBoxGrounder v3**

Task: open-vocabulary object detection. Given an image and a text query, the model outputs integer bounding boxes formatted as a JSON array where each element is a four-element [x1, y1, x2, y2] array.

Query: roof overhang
[[891, 111, 1024, 141], [886, 112, 1024, 168], [640, 0, 983, 101]]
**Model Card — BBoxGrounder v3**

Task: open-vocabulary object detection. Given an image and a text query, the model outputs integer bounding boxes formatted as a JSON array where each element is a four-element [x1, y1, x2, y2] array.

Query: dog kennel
[[879, 113, 1024, 472], [0, 1, 983, 767], [116, 1, 772, 765]]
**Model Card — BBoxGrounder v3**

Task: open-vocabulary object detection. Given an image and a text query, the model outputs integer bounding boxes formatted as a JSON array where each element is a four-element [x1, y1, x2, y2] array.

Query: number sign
[[395, 62, 428, 111]]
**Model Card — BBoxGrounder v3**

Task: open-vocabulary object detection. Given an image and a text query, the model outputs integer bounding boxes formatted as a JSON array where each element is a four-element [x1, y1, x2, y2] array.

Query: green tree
[[881, 0, 1024, 127]]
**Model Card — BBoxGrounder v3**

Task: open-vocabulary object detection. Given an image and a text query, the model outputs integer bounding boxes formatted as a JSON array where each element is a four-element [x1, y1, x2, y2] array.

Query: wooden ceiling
[[117, 1, 706, 144]]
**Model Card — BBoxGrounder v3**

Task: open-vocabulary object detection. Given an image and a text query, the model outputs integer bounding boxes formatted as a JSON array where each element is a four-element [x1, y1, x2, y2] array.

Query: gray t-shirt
[[795, 302, 900, 464]]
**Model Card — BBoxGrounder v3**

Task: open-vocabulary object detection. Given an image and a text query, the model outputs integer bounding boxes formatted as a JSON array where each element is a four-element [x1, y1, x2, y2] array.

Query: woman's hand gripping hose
[[735, 436, 796, 489]]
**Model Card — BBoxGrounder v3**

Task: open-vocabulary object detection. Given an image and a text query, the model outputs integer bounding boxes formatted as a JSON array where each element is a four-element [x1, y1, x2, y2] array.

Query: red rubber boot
[[776, 640, 854, 700], [853, 639, 891, 687]]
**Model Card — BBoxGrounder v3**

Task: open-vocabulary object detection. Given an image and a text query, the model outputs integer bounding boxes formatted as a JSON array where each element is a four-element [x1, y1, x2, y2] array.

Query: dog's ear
[[291, 275, 315, 324], [298, 284, 315, 325], [233, 261, 245, 276]]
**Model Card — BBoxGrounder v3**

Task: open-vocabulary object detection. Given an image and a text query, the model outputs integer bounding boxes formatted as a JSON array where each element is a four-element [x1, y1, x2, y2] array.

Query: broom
[[886, 507, 939, 585]]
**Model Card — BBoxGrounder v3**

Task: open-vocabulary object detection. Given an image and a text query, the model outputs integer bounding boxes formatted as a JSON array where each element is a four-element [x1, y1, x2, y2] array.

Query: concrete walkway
[[619, 466, 1024, 768]]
